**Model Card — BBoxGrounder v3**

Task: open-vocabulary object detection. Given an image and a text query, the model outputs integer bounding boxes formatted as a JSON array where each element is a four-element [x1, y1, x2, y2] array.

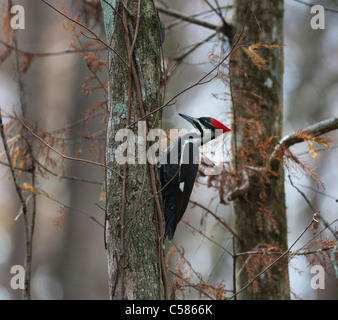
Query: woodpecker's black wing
[[161, 134, 199, 240]]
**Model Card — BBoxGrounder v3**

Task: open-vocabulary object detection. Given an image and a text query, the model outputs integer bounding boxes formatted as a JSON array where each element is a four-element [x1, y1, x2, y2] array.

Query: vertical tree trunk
[[230, 0, 289, 299], [101, 0, 163, 300]]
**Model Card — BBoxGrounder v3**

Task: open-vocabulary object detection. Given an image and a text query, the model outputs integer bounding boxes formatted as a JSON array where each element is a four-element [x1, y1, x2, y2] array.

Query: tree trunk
[[230, 0, 290, 299], [101, 0, 163, 300]]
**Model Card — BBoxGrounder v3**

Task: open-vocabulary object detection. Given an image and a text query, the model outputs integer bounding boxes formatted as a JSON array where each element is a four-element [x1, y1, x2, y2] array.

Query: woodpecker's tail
[[164, 198, 176, 241]]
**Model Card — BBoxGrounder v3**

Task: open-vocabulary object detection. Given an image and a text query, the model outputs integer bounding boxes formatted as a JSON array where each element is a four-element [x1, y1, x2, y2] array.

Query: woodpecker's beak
[[179, 113, 196, 126]]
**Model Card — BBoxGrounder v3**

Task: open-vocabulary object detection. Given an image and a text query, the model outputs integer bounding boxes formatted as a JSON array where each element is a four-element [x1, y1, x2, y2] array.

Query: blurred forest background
[[0, 0, 337, 299]]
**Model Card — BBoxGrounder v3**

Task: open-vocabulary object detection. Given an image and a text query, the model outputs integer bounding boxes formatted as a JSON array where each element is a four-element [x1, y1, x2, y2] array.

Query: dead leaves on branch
[[243, 243, 288, 293], [241, 42, 283, 70], [166, 245, 228, 300], [0, 3, 108, 229], [296, 238, 337, 279], [295, 131, 331, 160], [1, 2, 107, 79], [1, 115, 58, 179]]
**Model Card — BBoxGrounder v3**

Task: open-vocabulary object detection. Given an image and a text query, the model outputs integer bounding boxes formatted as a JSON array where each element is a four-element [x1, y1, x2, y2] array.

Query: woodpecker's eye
[[198, 118, 214, 130]]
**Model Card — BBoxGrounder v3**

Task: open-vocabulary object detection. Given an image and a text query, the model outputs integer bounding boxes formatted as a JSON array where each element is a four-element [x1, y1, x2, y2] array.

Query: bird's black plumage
[[160, 113, 231, 241], [161, 133, 199, 240]]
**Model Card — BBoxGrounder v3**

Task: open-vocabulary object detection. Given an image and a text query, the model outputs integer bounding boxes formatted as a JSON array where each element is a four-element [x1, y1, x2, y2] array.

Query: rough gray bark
[[101, 0, 164, 300], [230, 0, 290, 299]]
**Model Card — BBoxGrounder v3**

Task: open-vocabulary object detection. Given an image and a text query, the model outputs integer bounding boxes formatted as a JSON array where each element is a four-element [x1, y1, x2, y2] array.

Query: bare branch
[[0, 39, 105, 58], [229, 220, 314, 300], [189, 200, 240, 242], [0, 110, 27, 214], [40, 0, 129, 67], [127, 20, 245, 128], [157, 7, 219, 31], [157, 6, 232, 40], [292, 0, 338, 14], [17, 115, 123, 178]]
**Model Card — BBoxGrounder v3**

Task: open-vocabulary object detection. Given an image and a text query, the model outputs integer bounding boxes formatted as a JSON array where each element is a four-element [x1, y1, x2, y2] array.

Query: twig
[[290, 181, 338, 203], [39, 190, 104, 227], [288, 174, 316, 212], [164, 5, 232, 30], [0, 110, 27, 215], [157, 7, 220, 31], [169, 270, 215, 300], [189, 200, 240, 241], [40, 0, 129, 67], [0, 160, 31, 172], [204, 0, 230, 38], [33, 157, 103, 185], [166, 32, 216, 81], [232, 236, 237, 300], [127, 4, 245, 129], [292, 0, 338, 13], [125, 168, 179, 229], [295, 144, 338, 157], [235, 245, 335, 257], [17, 115, 123, 178], [182, 220, 233, 256], [7, 0, 36, 299], [102, 0, 122, 19], [288, 175, 337, 239], [158, 4, 232, 40], [293, 218, 338, 255], [0, 39, 105, 57], [331, 241, 338, 279], [229, 220, 314, 300]]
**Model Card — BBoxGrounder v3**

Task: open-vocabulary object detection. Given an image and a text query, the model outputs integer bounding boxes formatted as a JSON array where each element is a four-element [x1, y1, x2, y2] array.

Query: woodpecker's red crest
[[210, 118, 231, 133]]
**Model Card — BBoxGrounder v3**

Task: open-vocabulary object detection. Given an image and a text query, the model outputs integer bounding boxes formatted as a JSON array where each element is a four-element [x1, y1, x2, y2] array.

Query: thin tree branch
[[0, 110, 27, 214], [270, 116, 338, 169], [164, 5, 232, 30], [169, 270, 216, 300], [128, 3, 247, 129], [189, 200, 241, 242], [33, 157, 103, 185], [182, 220, 233, 257], [0, 39, 105, 57], [295, 144, 338, 157], [17, 115, 123, 178], [288, 174, 316, 212], [40, 0, 129, 67], [157, 7, 220, 31], [0, 160, 31, 172], [204, 0, 230, 37], [166, 32, 216, 81], [292, 0, 338, 13], [39, 190, 104, 227], [229, 220, 314, 300], [157, 6, 232, 40]]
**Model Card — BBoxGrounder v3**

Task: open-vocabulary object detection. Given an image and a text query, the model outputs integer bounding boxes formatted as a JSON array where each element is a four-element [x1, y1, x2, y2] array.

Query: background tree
[[229, 0, 289, 299]]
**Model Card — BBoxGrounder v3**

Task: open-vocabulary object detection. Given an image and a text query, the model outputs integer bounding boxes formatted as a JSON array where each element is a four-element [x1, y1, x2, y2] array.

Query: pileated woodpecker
[[160, 113, 231, 241]]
